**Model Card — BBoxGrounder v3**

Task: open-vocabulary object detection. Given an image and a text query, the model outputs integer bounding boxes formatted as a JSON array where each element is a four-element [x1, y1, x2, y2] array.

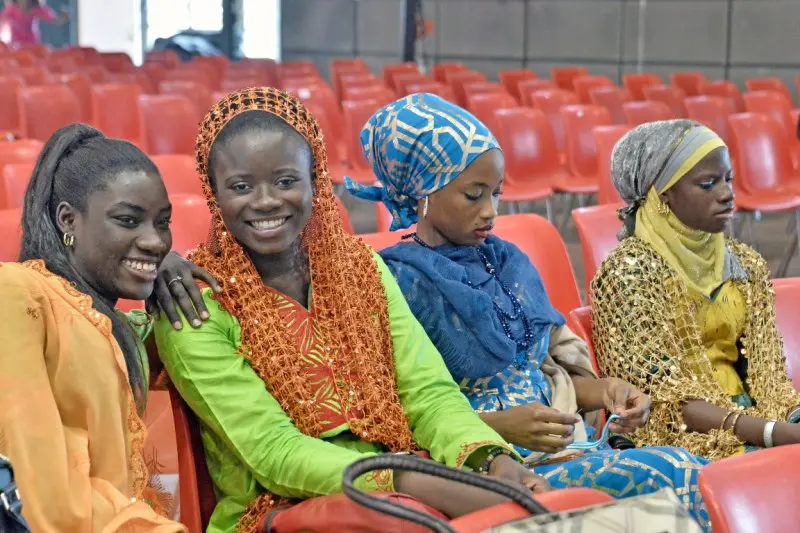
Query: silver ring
[[167, 276, 183, 286]]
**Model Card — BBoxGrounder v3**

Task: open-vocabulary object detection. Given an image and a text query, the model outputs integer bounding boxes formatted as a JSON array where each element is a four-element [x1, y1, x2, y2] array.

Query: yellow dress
[[0, 261, 185, 533], [688, 282, 747, 398]]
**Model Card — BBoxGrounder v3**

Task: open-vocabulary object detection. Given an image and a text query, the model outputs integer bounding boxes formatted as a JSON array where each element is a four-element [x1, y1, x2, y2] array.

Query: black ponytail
[[20, 123, 160, 405]]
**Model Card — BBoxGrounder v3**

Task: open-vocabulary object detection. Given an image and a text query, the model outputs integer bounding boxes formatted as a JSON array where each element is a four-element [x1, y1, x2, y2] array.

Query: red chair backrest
[[448, 71, 488, 106], [494, 108, 563, 188], [18, 85, 81, 142], [91, 84, 144, 145], [1, 162, 34, 209], [98, 52, 134, 73], [15, 66, 47, 85], [341, 85, 395, 105], [743, 90, 797, 144], [466, 92, 518, 135], [383, 63, 420, 90], [772, 278, 800, 389], [50, 72, 93, 123], [494, 214, 581, 316], [566, 307, 601, 375], [159, 80, 213, 123], [170, 194, 213, 255], [220, 76, 264, 93], [728, 112, 797, 193], [293, 85, 346, 164], [342, 99, 383, 169], [392, 72, 429, 97], [699, 445, 800, 533], [589, 86, 630, 125], [623, 100, 676, 126], [405, 82, 456, 103], [433, 63, 466, 83], [573, 75, 615, 105], [551, 67, 588, 91], [745, 77, 793, 105], [669, 71, 708, 97], [0, 208, 22, 261], [303, 102, 344, 170], [622, 73, 662, 100], [150, 154, 204, 198], [0, 76, 24, 135], [592, 125, 629, 205], [684, 96, 735, 146], [279, 62, 318, 82], [0, 139, 42, 173], [643, 84, 687, 117], [164, 68, 215, 91], [561, 105, 613, 179], [702, 80, 745, 112], [82, 65, 108, 83], [334, 196, 354, 234], [139, 95, 198, 156], [530, 89, 580, 154], [167, 384, 216, 533], [517, 79, 556, 107], [572, 203, 625, 291], [498, 69, 536, 102], [463, 81, 506, 99]]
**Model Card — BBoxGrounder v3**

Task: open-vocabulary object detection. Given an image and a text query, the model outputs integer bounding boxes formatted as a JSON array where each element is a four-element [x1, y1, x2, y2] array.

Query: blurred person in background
[[0, 0, 68, 47]]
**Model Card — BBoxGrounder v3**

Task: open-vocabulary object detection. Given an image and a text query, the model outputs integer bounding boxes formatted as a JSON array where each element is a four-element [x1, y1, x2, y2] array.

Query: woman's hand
[[602, 378, 651, 433], [488, 454, 550, 494], [480, 404, 581, 453], [147, 251, 222, 330]]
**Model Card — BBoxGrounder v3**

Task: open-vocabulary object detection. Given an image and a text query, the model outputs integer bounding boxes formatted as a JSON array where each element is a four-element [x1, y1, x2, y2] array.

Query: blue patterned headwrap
[[344, 93, 500, 231]]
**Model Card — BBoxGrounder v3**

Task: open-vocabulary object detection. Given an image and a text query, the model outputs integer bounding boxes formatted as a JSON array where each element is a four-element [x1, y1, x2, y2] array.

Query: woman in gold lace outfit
[[592, 119, 800, 461]]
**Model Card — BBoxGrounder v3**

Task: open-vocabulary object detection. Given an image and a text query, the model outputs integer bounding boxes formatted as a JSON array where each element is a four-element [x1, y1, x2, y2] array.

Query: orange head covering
[[190, 88, 415, 449]]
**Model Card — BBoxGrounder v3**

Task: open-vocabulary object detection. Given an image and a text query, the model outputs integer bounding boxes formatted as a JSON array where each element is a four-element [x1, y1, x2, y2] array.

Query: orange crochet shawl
[[191, 87, 415, 448]]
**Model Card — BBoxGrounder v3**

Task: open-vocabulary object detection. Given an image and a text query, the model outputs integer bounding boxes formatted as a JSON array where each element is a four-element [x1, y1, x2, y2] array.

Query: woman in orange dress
[[0, 123, 186, 532]]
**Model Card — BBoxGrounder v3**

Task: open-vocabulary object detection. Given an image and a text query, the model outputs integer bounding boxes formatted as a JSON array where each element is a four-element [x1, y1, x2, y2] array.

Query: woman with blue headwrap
[[347, 94, 710, 529]]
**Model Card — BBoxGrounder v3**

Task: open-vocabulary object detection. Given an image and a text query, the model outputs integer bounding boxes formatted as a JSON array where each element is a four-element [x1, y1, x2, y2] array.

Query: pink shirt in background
[[0, 4, 56, 46]]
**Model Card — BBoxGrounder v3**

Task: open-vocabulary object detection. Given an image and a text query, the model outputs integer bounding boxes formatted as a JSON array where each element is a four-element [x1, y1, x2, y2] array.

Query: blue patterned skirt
[[534, 446, 709, 531]]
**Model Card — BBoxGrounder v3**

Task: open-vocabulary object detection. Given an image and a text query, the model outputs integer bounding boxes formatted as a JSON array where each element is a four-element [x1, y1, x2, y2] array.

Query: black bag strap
[[341, 454, 549, 533], [0, 454, 30, 532]]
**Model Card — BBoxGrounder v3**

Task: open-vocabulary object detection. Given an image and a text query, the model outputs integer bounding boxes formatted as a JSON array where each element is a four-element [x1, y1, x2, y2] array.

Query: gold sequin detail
[[591, 238, 800, 460]]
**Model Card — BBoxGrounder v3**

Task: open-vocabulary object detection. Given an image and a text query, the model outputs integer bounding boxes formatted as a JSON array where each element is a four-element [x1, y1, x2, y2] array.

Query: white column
[[77, 0, 142, 64]]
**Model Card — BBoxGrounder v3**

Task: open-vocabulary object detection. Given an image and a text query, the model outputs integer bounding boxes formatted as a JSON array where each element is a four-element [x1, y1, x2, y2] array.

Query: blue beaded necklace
[[405, 233, 535, 369]]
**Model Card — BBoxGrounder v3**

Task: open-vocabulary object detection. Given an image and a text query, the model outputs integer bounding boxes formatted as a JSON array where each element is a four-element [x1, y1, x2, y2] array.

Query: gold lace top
[[591, 237, 800, 460]]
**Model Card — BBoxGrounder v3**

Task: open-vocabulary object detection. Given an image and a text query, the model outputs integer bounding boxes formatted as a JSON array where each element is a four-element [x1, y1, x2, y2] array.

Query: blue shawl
[[380, 235, 565, 382]]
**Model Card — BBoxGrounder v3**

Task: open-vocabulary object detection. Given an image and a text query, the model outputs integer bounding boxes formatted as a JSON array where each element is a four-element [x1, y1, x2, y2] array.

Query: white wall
[[77, 0, 141, 64]]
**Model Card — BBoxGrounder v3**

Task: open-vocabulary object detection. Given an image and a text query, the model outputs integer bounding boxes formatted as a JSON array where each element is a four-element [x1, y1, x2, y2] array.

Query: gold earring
[[63, 233, 74, 247], [657, 199, 670, 217], [422, 197, 429, 219]]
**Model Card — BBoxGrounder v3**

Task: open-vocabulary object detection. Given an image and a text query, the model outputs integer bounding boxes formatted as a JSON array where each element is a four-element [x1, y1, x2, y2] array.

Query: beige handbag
[[488, 488, 703, 533]]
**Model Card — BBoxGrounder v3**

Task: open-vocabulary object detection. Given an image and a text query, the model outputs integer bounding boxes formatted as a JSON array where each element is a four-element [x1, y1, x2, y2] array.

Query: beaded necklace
[[405, 233, 535, 368]]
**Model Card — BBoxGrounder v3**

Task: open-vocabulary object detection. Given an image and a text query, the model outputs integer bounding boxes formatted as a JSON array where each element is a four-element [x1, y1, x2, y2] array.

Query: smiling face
[[57, 169, 172, 303], [661, 146, 735, 234], [209, 117, 314, 260], [416, 148, 504, 246]]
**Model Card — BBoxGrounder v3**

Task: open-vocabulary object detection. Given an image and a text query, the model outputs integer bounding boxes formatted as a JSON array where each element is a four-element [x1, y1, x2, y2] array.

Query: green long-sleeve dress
[[154, 254, 514, 533]]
